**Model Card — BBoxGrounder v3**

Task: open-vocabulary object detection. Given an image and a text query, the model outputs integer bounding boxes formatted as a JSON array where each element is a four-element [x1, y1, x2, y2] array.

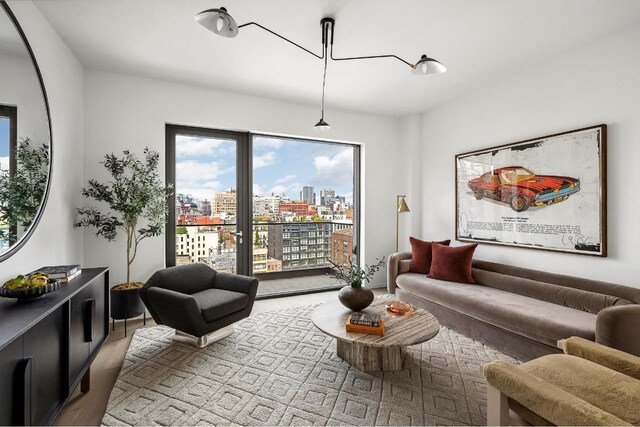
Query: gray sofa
[[387, 253, 640, 361]]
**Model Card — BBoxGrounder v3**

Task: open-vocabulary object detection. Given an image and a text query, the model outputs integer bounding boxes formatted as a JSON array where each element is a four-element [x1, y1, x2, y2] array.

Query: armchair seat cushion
[[192, 288, 249, 323], [519, 354, 640, 425]]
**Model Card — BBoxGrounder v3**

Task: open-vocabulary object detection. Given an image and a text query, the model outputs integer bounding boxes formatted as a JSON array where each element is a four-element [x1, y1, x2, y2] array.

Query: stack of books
[[345, 312, 385, 336], [31, 265, 81, 283]]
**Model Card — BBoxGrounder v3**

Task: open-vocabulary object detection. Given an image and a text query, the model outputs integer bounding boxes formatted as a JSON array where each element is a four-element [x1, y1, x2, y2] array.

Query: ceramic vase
[[338, 285, 374, 311]]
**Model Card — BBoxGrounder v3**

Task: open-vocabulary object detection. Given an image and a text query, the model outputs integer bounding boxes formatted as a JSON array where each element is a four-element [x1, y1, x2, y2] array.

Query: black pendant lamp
[[196, 8, 446, 131], [314, 19, 331, 132]]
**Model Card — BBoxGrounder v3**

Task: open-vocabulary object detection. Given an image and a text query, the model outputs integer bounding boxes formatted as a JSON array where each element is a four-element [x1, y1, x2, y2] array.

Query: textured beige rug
[[102, 304, 518, 426]]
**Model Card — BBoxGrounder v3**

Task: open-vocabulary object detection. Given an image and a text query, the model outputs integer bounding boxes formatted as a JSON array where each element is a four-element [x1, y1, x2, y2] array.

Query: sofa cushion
[[192, 288, 249, 323], [473, 269, 633, 314], [409, 237, 450, 274], [396, 273, 596, 347], [428, 243, 477, 284]]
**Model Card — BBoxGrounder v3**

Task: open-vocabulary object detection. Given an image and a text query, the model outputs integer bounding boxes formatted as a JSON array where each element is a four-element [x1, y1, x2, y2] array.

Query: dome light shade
[[195, 7, 239, 38], [314, 118, 331, 132], [412, 54, 446, 75]]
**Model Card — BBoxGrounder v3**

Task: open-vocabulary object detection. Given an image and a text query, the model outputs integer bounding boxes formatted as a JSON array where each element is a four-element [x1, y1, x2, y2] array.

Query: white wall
[[397, 113, 424, 252], [83, 70, 400, 286], [0, 52, 49, 156], [411, 23, 640, 287], [0, 1, 84, 278]]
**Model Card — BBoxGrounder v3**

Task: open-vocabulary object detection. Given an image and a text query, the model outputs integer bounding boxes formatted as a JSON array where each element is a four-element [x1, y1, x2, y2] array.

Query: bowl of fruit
[[0, 272, 60, 300]]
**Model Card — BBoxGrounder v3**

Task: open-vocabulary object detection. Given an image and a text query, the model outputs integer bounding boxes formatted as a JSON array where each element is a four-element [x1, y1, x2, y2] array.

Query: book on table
[[349, 312, 381, 327], [346, 314, 385, 336], [30, 264, 81, 279], [58, 269, 82, 283]]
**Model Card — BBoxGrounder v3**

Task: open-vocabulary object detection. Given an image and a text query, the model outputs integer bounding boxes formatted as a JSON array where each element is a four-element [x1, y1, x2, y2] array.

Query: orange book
[[345, 316, 384, 336]]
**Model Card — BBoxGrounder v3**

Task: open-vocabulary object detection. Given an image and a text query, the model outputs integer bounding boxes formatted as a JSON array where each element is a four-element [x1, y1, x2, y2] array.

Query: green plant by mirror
[[330, 256, 385, 288], [75, 148, 173, 284], [0, 138, 49, 246]]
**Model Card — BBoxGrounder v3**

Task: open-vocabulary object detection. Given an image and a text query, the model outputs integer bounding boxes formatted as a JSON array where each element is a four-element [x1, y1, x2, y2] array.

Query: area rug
[[102, 304, 519, 426]]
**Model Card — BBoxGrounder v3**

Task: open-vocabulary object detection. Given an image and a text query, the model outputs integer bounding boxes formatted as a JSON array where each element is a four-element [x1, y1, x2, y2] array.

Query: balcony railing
[[174, 221, 353, 296]]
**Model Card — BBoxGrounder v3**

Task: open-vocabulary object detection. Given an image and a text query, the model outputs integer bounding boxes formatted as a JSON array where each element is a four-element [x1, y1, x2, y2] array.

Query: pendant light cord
[[321, 32, 328, 119], [321, 25, 329, 120]]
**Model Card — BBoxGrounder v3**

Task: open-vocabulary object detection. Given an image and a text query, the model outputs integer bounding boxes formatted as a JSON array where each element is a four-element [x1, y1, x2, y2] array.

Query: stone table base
[[311, 299, 440, 373], [336, 338, 405, 371]]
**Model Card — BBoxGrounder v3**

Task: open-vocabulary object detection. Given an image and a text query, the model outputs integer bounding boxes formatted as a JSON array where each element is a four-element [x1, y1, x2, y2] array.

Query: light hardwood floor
[[54, 288, 386, 426]]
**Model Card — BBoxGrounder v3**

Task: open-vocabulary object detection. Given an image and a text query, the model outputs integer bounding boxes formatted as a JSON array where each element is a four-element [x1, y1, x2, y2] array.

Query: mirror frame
[[0, 1, 53, 263]]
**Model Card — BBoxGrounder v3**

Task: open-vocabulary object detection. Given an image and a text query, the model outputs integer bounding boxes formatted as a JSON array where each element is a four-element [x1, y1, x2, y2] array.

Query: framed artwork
[[455, 124, 607, 256]]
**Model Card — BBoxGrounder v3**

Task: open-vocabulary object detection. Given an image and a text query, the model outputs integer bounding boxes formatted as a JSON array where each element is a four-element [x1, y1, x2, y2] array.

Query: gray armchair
[[139, 264, 259, 346]]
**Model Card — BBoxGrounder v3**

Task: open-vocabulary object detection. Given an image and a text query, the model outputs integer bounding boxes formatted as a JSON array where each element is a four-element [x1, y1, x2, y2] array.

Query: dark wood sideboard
[[0, 268, 109, 426]]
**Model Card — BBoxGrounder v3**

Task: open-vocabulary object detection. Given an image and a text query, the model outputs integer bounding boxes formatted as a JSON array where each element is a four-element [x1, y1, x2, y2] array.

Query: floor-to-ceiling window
[[166, 125, 360, 298], [250, 134, 359, 297], [0, 105, 17, 250]]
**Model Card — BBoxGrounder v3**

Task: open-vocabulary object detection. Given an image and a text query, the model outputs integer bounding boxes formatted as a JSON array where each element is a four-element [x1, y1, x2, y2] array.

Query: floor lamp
[[396, 195, 410, 252]]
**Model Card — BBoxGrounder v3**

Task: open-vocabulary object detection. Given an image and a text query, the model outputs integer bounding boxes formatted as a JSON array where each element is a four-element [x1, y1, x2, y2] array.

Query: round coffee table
[[311, 298, 440, 371]]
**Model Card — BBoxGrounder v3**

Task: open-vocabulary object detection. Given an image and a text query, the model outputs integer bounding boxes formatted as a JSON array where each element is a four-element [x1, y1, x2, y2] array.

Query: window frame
[[165, 124, 251, 273], [0, 105, 17, 174], [165, 125, 362, 296], [0, 105, 18, 243]]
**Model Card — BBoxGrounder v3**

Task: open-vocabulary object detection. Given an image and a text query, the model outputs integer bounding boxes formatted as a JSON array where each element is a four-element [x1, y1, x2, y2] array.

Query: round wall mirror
[[0, 3, 53, 262]]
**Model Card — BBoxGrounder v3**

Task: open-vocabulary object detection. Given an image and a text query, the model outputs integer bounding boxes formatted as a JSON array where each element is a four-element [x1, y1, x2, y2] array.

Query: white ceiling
[[33, 0, 640, 117]]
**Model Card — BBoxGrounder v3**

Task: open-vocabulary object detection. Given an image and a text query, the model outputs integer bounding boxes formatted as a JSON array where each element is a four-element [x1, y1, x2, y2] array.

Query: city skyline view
[[176, 134, 355, 204], [173, 131, 356, 280]]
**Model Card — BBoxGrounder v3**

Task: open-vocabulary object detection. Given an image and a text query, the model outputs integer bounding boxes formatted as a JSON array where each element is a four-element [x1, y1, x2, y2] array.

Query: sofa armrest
[[483, 361, 629, 426], [387, 252, 412, 294], [145, 287, 208, 336], [558, 336, 640, 380], [596, 305, 640, 357]]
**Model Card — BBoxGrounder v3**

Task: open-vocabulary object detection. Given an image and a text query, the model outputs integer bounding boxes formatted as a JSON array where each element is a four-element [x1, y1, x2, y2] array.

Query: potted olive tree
[[76, 148, 172, 335]]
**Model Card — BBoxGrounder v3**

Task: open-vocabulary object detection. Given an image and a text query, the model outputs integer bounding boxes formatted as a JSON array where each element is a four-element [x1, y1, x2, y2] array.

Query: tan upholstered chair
[[483, 337, 640, 426]]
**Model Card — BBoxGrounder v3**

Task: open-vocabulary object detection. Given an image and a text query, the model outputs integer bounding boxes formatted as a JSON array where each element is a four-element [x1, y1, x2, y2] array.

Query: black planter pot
[[338, 285, 374, 311], [110, 286, 145, 336]]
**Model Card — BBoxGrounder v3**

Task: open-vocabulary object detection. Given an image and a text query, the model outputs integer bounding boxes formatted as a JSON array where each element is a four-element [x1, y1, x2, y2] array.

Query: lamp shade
[[314, 118, 331, 132], [412, 54, 446, 75], [195, 7, 239, 38], [398, 197, 410, 213]]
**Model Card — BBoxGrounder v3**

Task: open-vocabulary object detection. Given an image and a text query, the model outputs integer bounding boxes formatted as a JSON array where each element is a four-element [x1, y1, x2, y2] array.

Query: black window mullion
[[164, 124, 177, 267], [353, 144, 361, 266], [236, 132, 251, 276]]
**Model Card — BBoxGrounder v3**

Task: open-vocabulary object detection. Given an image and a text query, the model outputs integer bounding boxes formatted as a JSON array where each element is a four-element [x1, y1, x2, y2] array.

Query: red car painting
[[467, 166, 580, 212]]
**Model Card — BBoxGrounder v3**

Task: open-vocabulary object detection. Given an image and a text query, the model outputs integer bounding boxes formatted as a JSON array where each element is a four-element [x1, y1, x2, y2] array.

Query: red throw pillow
[[428, 243, 478, 284], [409, 237, 451, 274]]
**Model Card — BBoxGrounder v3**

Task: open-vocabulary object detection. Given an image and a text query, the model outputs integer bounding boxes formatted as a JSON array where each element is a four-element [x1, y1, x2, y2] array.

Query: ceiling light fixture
[[412, 54, 447, 75], [314, 18, 332, 132], [195, 7, 446, 131], [194, 7, 238, 38]]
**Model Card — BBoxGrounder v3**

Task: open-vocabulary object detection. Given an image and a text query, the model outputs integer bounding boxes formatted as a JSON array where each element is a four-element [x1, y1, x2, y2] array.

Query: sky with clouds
[[175, 134, 355, 204]]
